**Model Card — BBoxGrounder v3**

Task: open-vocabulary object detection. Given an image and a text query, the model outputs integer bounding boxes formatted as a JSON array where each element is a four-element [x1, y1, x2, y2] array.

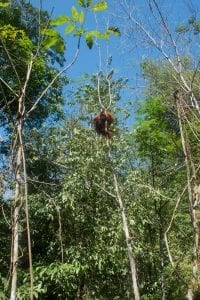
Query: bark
[[10, 58, 33, 300], [10, 120, 33, 300], [105, 74, 140, 298], [113, 173, 140, 300], [21, 134, 33, 300], [159, 212, 166, 300], [56, 206, 64, 264], [10, 125, 22, 300], [175, 90, 200, 298]]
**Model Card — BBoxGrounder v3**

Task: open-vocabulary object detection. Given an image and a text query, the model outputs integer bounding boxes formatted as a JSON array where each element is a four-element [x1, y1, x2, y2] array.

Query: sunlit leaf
[[107, 27, 121, 36], [41, 28, 58, 37], [73, 28, 85, 36], [42, 36, 58, 49], [89, 30, 108, 39], [79, 11, 84, 24], [50, 15, 70, 26], [71, 6, 79, 21], [89, 1, 107, 12], [175, 25, 189, 33], [64, 23, 75, 34], [54, 40, 65, 53], [76, 0, 85, 7], [89, 30, 102, 38], [85, 33, 93, 49]]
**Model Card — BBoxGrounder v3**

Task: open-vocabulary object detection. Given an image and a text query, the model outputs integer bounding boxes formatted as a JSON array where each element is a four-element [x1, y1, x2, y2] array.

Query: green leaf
[[107, 27, 121, 36], [54, 40, 65, 53], [41, 28, 58, 37], [42, 36, 59, 49], [73, 28, 85, 36], [89, 30, 108, 39], [0, 1, 10, 7], [76, 0, 86, 7], [50, 15, 70, 26], [175, 24, 189, 33], [85, 33, 93, 49], [89, 30, 102, 38], [90, 1, 107, 11], [194, 20, 200, 34], [79, 11, 84, 24], [71, 6, 79, 21], [64, 23, 75, 34], [86, 0, 93, 7]]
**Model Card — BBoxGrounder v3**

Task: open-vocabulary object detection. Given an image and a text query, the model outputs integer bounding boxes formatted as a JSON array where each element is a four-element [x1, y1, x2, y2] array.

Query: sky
[[27, 0, 200, 125], [28, 0, 200, 69], [27, 0, 140, 124], [28, 0, 200, 83], [29, 0, 125, 76], [29, 0, 134, 83]]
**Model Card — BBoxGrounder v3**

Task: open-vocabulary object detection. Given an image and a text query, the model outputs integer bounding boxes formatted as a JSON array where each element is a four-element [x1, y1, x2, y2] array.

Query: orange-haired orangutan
[[92, 108, 114, 139]]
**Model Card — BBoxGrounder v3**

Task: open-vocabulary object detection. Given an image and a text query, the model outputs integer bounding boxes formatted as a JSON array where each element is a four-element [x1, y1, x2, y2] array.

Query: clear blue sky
[[30, 0, 200, 81], [28, 0, 200, 111], [29, 0, 132, 79], [29, 0, 136, 119]]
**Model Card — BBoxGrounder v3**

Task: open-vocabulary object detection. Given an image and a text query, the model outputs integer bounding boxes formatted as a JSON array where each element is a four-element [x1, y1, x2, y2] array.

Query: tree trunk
[[160, 226, 166, 300], [10, 58, 33, 300], [175, 90, 200, 299], [113, 173, 140, 300], [10, 124, 23, 300], [10, 206, 20, 300]]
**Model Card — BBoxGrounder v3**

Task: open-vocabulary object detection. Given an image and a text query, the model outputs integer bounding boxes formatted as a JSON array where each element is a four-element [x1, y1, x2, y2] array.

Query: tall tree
[[117, 1, 200, 297], [0, 0, 112, 298]]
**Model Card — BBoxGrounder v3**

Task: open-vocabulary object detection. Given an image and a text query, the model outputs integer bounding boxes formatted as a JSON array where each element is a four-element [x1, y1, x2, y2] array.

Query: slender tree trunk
[[113, 173, 140, 300], [174, 90, 199, 299], [10, 205, 20, 300], [106, 138, 140, 299], [159, 225, 166, 300], [10, 124, 22, 300], [56, 206, 64, 264], [104, 74, 140, 298], [10, 58, 33, 300], [10, 209, 19, 300]]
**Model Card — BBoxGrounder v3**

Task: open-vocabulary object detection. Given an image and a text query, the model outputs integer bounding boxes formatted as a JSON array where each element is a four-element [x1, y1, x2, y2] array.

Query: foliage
[[0, 1, 67, 132], [48, 0, 120, 49], [1, 1, 200, 299], [176, 15, 200, 35]]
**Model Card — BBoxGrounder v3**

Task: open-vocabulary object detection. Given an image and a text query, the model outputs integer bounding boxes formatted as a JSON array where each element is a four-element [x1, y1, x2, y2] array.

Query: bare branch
[[28, 177, 61, 186], [0, 36, 22, 89], [164, 184, 188, 267], [127, 4, 200, 115], [26, 37, 81, 118], [0, 77, 19, 98], [93, 181, 116, 198], [0, 202, 11, 227]]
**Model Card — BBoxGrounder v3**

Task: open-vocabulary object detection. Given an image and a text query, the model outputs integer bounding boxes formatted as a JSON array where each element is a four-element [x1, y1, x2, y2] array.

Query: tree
[[13, 70, 138, 299], [117, 1, 200, 297], [0, 0, 113, 299]]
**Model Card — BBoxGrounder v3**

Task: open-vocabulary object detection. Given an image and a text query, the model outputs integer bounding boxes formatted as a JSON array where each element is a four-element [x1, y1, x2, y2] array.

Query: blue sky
[[29, 0, 137, 121], [28, 0, 200, 111], [30, 0, 200, 79], [29, 0, 122, 72], [29, 0, 133, 79]]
